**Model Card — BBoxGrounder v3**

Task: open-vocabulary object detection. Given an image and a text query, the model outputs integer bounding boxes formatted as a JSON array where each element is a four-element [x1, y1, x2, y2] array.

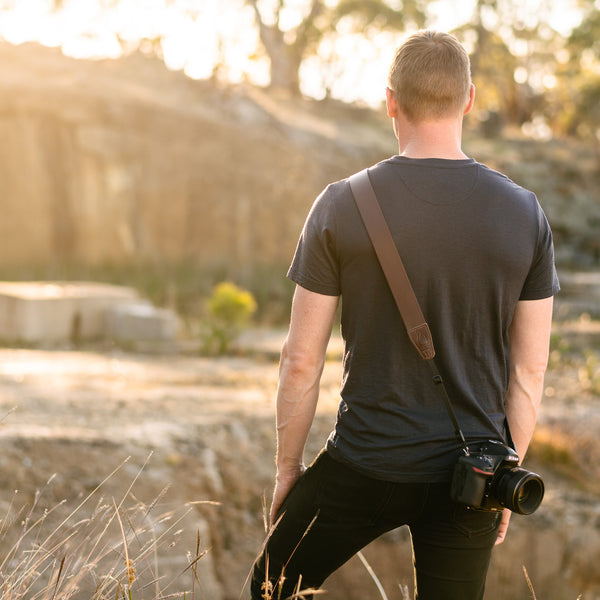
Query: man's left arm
[[270, 284, 339, 524], [495, 295, 554, 544]]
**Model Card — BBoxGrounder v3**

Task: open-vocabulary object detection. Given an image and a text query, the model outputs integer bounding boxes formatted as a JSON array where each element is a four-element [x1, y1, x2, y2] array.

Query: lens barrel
[[494, 466, 545, 515]]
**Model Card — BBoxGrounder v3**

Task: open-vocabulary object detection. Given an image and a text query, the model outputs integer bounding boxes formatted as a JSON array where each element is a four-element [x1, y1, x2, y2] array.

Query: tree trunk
[[268, 44, 303, 93], [247, 0, 317, 96]]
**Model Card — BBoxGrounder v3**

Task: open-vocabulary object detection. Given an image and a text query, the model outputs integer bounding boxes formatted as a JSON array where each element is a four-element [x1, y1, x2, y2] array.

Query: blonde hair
[[388, 30, 472, 122]]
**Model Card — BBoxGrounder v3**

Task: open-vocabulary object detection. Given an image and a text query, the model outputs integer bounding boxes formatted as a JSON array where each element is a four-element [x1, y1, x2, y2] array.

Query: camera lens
[[494, 467, 544, 515]]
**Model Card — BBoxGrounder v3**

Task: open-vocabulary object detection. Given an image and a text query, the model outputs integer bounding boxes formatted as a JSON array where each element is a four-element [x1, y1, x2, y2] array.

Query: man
[[250, 29, 559, 600]]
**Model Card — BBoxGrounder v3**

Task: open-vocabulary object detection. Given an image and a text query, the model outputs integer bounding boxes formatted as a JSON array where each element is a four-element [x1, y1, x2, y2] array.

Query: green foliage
[[201, 282, 258, 355], [550, 3, 600, 139], [568, 5, 600, 57], [453, 0, 565, 129], [333, 0, 427, 32]]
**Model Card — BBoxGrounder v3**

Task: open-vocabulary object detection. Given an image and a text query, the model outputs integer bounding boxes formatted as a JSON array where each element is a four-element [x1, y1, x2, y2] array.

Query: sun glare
[[0, 0, 584, 104]]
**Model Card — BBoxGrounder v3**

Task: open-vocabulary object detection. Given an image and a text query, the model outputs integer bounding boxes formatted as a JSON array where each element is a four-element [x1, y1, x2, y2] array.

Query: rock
[[0, 281, 138, 343], [201, 447, 224, 497], [0, 42, 366, 271], [104, 302, 180, 342]]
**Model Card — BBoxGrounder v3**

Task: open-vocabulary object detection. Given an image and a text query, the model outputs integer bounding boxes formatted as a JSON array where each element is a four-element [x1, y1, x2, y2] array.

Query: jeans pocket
[[451, 505, 501, 538]]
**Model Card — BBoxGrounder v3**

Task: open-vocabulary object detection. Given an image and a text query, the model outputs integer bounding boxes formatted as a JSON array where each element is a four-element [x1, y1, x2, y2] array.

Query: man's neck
[[396, 117, 468, 160]]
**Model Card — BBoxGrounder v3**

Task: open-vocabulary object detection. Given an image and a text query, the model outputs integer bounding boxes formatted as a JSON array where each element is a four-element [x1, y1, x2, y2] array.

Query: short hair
[[388, 30, 472, 122]]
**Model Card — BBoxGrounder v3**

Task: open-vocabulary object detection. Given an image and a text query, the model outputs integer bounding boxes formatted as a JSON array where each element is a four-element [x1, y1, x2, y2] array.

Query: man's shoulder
[[308, 176, 355, 227], [317, 164, 382, 207], [321, 158, 397, 205], [474, 163, 549, 234], [476, 162, 532, 194], [327, 158, 393, 190]]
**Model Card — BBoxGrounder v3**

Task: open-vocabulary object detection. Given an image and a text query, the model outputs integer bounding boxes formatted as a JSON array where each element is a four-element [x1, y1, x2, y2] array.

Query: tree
[[558, 2, 600, 139], [246, 0, 427, 95], [453, 0, 563, 132]]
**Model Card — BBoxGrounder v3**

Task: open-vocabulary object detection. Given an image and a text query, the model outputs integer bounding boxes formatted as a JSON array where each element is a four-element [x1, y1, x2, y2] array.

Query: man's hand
[[495, 508, 511, 545], [270, 465, 306, 526]]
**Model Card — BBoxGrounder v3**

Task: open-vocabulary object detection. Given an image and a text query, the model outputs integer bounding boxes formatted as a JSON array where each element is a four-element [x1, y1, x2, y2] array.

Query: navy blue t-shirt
[[288, 156, 560, 482]]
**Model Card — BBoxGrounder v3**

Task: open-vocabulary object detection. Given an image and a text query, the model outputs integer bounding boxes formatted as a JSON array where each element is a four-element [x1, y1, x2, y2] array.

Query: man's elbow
[[508, 362, 548, 410], [512, 358, 549, 385], [279, 339, 324, 382]]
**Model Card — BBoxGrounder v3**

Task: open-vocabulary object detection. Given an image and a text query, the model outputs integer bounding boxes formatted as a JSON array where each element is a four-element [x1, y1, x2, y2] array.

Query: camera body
[[451, 439, 544, 515]]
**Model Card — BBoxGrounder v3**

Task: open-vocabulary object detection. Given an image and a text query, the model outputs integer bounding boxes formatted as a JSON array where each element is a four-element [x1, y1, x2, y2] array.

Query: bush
[[201, 282, 257, 355]]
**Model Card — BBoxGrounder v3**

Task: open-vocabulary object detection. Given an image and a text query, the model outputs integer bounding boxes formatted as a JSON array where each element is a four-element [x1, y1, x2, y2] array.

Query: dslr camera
[[451, 440, 544, 515]]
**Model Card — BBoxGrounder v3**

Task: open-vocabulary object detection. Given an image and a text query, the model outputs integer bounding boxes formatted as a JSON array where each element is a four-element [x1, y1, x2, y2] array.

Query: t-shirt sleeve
[[287, 185, 341, 296], [519, 200, 560, 300]]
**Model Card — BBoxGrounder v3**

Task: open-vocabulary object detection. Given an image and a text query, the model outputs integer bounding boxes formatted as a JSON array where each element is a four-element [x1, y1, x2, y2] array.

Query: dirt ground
[[0, 331, 343, 599], [0, 317, 599, 599]]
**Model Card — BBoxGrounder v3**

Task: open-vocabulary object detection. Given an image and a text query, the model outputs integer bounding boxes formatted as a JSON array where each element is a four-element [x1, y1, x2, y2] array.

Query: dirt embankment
[[0, 299, 599, 599]]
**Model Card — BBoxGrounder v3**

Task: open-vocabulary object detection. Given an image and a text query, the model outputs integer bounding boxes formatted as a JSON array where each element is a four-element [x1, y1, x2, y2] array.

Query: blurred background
[[0, 0, 598, 304], [0, 1, 598, 599]]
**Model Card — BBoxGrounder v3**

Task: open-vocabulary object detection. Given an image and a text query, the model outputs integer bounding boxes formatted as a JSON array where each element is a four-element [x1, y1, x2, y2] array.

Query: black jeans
[[250, 450, 500, 600]]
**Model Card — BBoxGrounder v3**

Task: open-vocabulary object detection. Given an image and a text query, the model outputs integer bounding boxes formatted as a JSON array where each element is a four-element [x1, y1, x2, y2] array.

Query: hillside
[[0, 41, 598, 275], [0, 42, 388, 271]]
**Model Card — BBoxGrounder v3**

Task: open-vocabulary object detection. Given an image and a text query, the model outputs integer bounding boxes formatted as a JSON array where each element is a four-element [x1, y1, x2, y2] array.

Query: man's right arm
[[270, 285, 339, 524]]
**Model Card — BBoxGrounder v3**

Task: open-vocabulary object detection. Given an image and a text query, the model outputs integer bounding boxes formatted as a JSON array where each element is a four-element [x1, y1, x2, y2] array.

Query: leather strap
[[349, 168, 435, 361], [349, 168, 469, 452]]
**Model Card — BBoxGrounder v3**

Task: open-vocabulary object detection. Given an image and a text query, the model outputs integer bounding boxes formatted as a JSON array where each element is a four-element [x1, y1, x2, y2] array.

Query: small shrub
[[201, 282, 257, 355]]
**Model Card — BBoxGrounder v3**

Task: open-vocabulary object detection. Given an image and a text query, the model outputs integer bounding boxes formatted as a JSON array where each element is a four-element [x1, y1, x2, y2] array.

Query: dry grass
[[0, 452, 590, 600], [0, 454, 217, 600], [523, 567, 584, 600]]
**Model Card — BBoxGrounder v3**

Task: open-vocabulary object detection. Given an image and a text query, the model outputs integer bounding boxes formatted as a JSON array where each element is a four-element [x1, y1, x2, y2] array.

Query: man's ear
[[464, 84, 475, 115], [386, 86, 398, 118]]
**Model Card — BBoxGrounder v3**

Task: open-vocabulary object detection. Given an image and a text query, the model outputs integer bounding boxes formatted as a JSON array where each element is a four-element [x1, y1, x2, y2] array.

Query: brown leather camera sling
[[348, 167, 470, 454]]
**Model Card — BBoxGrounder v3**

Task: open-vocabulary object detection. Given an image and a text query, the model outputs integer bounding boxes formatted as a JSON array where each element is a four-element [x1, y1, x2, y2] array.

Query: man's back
[[288, 156, 559, 481]]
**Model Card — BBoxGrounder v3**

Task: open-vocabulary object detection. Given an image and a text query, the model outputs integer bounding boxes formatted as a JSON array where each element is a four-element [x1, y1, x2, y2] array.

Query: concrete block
[[0, 282, 139, 343], [104, 302, 180, 342]]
